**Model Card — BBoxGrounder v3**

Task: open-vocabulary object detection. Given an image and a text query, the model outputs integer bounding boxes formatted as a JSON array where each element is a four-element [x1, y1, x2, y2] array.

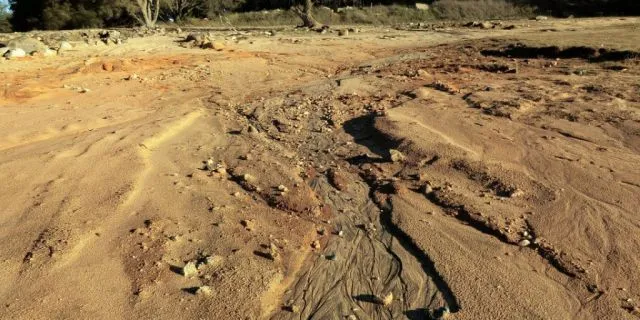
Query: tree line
[[3, 0, 640, 32]]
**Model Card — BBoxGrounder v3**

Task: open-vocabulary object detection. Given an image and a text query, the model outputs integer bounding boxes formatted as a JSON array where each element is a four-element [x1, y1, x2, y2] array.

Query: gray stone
[[7, 37, 47, 53], [59, 41, 73, 51], [415, 3, 429, 10], [3, 48, 26, 59]]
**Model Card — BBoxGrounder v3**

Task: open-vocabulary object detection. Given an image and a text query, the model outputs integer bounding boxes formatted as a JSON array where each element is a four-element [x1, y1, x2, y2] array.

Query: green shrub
[[0, 3, 11, 33], [432, 0, 535, 20]]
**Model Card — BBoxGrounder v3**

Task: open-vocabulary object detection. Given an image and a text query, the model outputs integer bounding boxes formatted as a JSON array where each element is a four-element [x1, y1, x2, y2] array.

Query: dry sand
[[1, 17, 639, 319]]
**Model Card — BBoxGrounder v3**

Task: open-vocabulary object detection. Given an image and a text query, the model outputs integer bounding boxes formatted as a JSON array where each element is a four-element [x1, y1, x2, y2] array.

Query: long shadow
[[342, 114, 400, 160], [380, 207, 460, 313], [342, 114, 460, 313]]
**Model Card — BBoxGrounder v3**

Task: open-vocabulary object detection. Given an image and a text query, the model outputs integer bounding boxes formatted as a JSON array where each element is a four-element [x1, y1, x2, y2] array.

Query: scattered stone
[[277, 184, 289, 192], [422, 182, 433, 195], [417, 69, 430, 78], [204, 158, 215, 170], [374, 292, 394, 306], [284, 304, 300, 313], [126, 74, 139, 81], [181, 261, 198, 277], [58, 41, 73, 51], [389, 149, 406, 163], [242, 173, 257, 184], [241, 219, 255, 231], [311, 240, 320, 249], [196, 285, 212, 296], [480, 21, 493, 29], [200, 255, 224, 268], [518, 239, 531, 247], [431, 81, 459, 94], [3, 48, 26, 59], [102, 62, 114, 72], [268, 243, 280, 260], [31, 48, 57, 57], [212, 41, 226, 51]]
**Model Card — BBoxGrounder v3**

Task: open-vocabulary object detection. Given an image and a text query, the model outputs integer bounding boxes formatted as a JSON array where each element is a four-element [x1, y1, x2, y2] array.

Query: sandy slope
[[1, 18, 639, 319]]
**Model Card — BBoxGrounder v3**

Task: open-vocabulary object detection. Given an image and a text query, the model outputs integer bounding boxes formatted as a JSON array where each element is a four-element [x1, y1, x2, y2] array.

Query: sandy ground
[[1, 17, 639, 319]]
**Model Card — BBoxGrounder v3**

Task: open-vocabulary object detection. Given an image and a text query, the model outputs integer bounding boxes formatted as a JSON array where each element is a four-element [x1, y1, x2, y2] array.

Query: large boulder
[[7, 37, 48, 54]]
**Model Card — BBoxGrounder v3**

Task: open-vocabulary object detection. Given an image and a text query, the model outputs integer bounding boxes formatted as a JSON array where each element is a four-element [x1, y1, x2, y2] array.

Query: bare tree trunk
[[292, 0, 319, 29], [135, 0, 160, 28]]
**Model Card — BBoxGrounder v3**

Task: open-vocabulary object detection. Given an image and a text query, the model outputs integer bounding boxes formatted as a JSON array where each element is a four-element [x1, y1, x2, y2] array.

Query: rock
[[374, 292, 394, 306], [43, 49, 57, 57], [58, 41, 73, 51], [422, 182, 433, 194], [241, 219, 255, 231], [7, 37, 47, 54], [202, 41, 225, 50], [518, 239, 531, 247], [102, 62, 114, 72], [480, 22, 493, 29], [201, 255, 224, 268], [277, 184, 289, 192], [389, 149, 405, 162], [126, 74, 139, 81], [311, 240, 320, 249], [431, 80, 459, 94], [268, 243, 280, 260], [79, 87, 91, 93], [3, 48, 27, 59], [196, 285, 212, 296], [185, 33, 207, 43], [415, 2, 429, 10], [242, 173, 256, 183], [284, 304, 300, 313], [212, 41, 225, 51], [204, 158, 215, 170], [31, 48, 57, 57], [181, 261, 198, 277], [338, 29, 349, 37], [417, 69, 430, 78], [535, 15, 548, 21]]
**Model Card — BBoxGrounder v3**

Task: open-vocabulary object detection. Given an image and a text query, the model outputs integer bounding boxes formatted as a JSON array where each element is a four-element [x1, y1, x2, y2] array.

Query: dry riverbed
[[1, 17, 639, 320]]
